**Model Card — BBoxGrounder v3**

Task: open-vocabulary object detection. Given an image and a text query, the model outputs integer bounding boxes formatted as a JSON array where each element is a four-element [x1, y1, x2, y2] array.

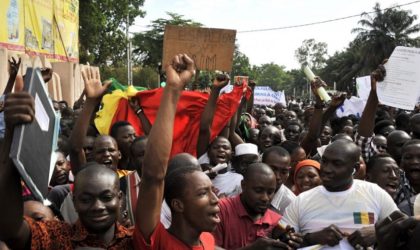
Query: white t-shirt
[[281, 180, 398, 235], [271, 184, 296, 215], [212, 171, 243, 197]]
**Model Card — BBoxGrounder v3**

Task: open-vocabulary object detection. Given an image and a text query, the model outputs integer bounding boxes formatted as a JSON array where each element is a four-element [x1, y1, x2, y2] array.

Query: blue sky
[[131, 0, 420, 70]]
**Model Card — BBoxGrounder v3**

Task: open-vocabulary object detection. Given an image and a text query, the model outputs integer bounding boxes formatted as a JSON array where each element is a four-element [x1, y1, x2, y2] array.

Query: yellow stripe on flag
[[361, 212, 369, 224], [94, 89, 130, 135]]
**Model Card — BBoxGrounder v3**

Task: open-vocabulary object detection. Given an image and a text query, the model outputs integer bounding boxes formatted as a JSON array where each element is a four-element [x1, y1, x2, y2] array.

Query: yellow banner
[[0, 0, 79, 62]]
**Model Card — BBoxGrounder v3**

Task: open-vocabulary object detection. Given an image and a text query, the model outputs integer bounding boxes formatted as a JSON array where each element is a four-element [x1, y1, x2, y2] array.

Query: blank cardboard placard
[[162, 25, 236, 72]]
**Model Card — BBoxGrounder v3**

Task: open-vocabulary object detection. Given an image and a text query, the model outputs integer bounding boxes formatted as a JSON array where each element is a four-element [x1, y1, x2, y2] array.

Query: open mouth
[[385, 182, 398, 192], [216, 154, 226, 162], [103, 159, 112, 165], [208, 210, 220, 223]]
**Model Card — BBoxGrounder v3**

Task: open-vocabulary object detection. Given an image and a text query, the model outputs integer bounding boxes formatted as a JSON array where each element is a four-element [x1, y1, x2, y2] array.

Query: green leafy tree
[[255, 63, 292, 91], [295, 39, 328, 70], [79, 0, 145, 66], [132, 12, 202, 69], [231, 49, 252, 77], [352, 2, 420, 70]]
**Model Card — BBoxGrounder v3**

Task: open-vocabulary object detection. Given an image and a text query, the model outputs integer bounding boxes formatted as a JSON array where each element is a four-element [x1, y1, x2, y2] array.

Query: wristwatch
[[0, 101, 4, 113]]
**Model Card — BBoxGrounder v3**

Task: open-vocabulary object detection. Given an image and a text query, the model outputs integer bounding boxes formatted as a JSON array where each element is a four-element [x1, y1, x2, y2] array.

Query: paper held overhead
[[162, 25, 236, 72], [377, 46, 420, 110]]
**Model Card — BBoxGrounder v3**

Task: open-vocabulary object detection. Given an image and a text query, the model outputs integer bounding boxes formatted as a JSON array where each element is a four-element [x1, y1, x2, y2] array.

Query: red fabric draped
[[109, 84, 248, 157]]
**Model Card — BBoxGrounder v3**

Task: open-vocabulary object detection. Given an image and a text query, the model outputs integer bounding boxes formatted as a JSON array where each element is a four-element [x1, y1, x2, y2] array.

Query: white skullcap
[[235, 143, 259, 156]]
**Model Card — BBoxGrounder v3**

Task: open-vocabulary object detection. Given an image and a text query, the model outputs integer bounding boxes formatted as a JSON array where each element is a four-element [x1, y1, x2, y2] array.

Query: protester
[[262, 146, 296, 214], [213, 163, 302, 249], [293, 159, 321, 195], [0, 92, 133, 249]]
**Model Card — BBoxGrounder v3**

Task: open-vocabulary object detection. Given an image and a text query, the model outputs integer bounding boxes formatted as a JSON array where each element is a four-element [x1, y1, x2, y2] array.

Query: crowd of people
[[0, 53, 420, 250]]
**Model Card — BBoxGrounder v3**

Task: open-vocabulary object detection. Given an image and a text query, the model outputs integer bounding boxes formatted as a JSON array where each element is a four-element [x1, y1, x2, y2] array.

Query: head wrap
[[294, 159, 321, 187]]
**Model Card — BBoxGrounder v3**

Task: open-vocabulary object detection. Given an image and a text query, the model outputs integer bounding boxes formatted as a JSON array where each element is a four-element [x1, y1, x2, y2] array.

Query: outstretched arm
[[196, 74, 229, 157], [0, 92, 34, 249], [301, 77, 326, 155], [135, 54, 195, 240], [358, 63, 386, 137], [69, 68, 110, 174]]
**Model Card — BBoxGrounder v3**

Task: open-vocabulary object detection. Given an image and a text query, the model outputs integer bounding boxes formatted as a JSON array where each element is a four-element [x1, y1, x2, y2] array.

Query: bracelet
[[136, 108, 143, 115]]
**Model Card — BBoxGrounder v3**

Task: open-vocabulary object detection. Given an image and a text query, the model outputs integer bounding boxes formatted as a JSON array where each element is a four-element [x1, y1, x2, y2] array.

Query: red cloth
[[213, 195, 282, 249], [110, 84, 248, 157], [133, 222, 215, 250]]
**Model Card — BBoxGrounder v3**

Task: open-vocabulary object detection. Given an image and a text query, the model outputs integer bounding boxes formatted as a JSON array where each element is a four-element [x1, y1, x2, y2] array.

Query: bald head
[[243, 162, 276, 181], [168, 153, 200, 174], [74, 164, 119, 194], [325, 139, 361, 163], [387, 130, 411, 163]]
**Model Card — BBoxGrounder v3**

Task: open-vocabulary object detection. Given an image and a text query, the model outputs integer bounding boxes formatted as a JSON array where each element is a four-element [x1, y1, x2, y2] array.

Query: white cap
[[235, 143, 259, 156]]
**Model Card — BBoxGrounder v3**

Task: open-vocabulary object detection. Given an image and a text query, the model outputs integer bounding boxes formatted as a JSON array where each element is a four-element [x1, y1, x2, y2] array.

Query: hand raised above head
[[212, 73, 230, 89], [166, 54, 196, 90], [8, 57, 21, 76], [370, 60, 387, 91], [81, 67, 110, 100], [329, 92, 346, 108]]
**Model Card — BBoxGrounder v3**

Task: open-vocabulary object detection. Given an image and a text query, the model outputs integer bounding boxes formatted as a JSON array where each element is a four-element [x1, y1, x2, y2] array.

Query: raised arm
[[135, 54, 195, 240], [321, 93, 346, 126], [358, 64, 386, 137], [0, 92, 34, 249], [3, 57, 21, 95], [246, 80, 256, 114], [129, 97, 152, 135], [69, 67, 110, 173], [196, 74, 229, 157]]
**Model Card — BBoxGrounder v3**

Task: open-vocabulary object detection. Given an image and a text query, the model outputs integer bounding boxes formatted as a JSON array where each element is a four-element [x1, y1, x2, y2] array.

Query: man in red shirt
[[133, 54, 220, 249], [213, 163, 302, 249]]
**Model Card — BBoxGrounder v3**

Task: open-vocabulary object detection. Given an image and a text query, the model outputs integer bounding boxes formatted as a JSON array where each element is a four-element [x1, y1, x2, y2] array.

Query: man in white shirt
[[281, 139, 399, 249], [262, 146, 296, 215]]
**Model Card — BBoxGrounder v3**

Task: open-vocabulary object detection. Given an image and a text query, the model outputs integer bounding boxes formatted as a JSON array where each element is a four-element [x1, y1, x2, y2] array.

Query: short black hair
[[366, 153, 394, 173], [110, 121, 133, 138], [262, 146, 290, 163], [130, 136, 148, 154], [164, 167, 201, 210], [280, 140, 301, 155], [401, 139, 420, 154]]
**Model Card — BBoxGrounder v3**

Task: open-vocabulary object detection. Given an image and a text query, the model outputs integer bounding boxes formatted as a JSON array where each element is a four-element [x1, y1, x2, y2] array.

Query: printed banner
[[0, 0, 79, 62], [220, 85, 286, 106]]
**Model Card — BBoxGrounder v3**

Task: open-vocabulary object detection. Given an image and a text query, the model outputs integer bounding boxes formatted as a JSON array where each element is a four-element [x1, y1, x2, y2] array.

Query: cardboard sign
[[10, 68, 60, 201], [234, 76, 249, 85], [162, 25, 236, 72]]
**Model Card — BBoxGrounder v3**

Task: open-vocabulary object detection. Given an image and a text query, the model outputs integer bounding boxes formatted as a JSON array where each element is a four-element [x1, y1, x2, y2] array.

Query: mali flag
[[95, 83, 249, 157], [353, 212, 375, 224]]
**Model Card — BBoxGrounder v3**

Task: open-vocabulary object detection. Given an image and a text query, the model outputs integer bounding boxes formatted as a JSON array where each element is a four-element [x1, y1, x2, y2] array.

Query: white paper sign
[[336, 96, 366, 118], [253, 86, 286, 106], [377, 46, 420, 110], [34, 93, 50, 132], [356, 75, 371, 101]]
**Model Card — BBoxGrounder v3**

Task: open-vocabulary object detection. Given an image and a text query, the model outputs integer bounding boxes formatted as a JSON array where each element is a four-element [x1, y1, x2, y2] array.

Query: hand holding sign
[[4, 92, 34, 130], [370, 60, 387, 92]]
